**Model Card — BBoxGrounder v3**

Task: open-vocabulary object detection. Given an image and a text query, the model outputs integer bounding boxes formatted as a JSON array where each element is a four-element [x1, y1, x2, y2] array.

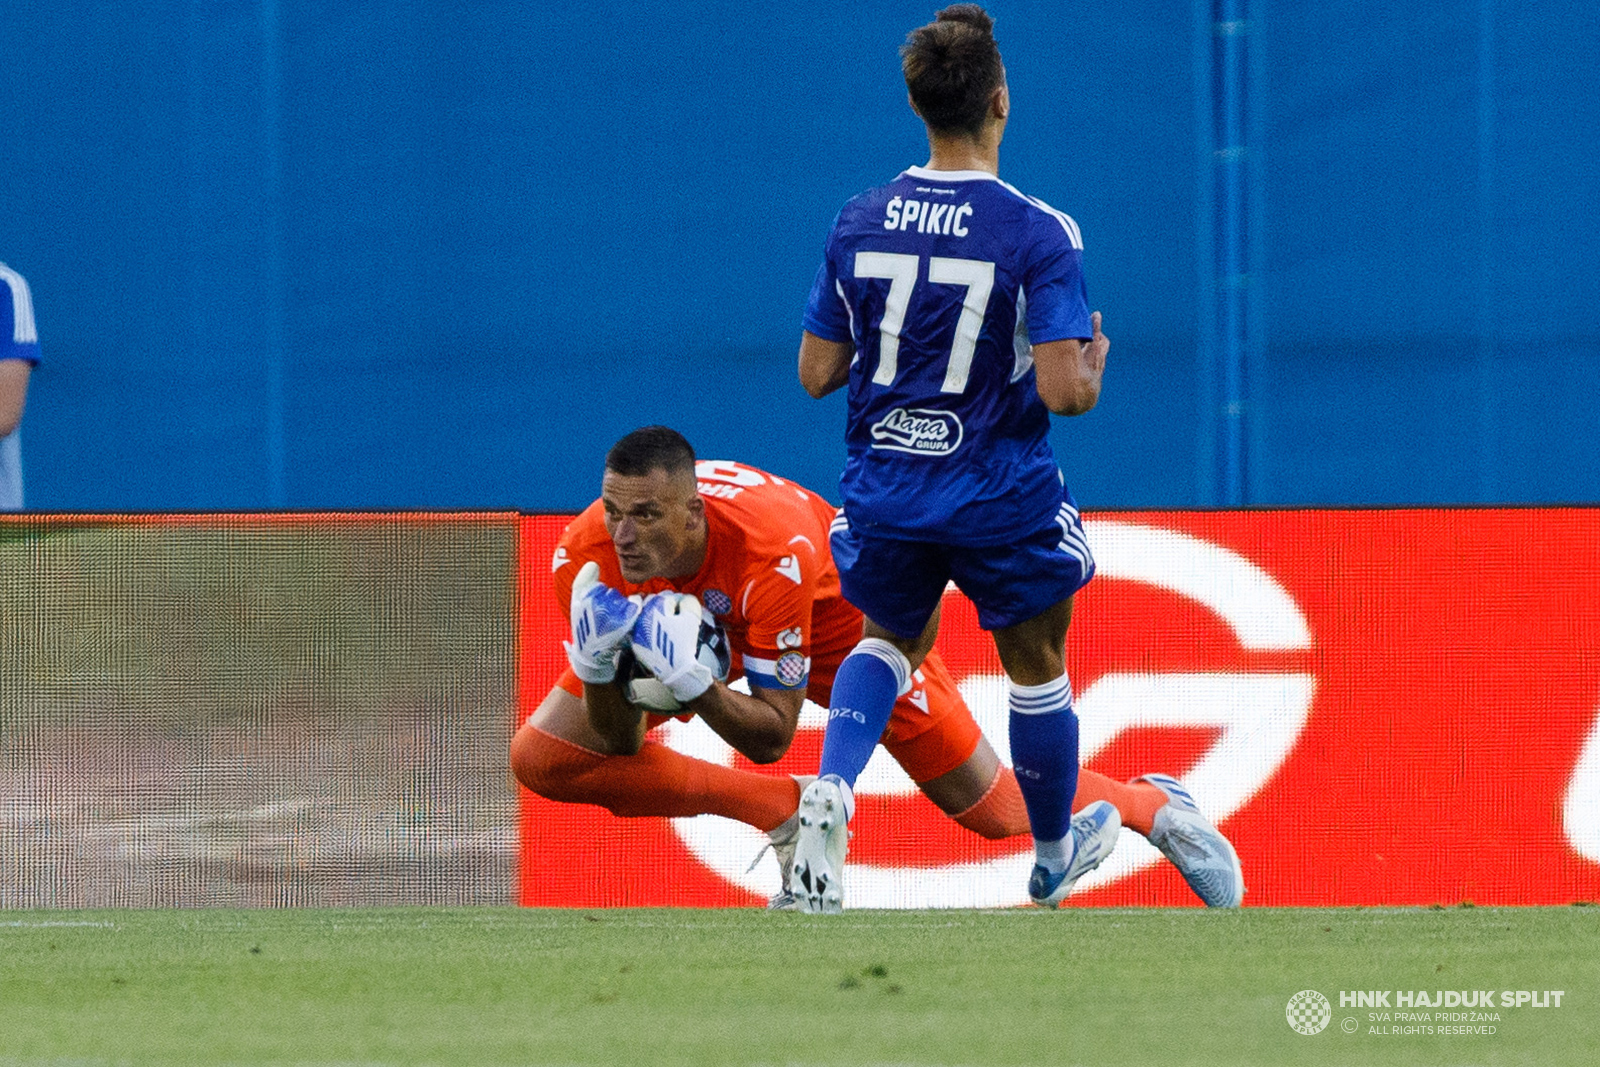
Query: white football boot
[[752, 776, 813, 911], [762, 815, 800, 911], [1027, 800, 1122, 908], [790, 775, 851, 914], [1136, 773, 1246, 908]]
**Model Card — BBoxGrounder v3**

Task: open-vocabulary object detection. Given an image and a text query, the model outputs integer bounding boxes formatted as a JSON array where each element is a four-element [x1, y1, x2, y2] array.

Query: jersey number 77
[[855, 252, 995, 394]]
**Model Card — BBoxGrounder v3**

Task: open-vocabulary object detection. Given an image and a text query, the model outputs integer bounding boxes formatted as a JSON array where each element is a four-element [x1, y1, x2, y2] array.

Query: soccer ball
[[620, 610, 732, 712]]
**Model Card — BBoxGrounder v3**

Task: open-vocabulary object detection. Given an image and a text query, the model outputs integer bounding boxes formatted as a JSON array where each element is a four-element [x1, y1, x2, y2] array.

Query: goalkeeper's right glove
[[563, 561, 641, 684], [629, 591, 717, 705]]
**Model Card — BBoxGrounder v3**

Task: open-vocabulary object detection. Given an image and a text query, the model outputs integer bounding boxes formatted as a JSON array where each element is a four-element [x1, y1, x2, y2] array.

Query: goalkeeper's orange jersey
[[552, 459, 863, 695], [550, 458, 986, 785]]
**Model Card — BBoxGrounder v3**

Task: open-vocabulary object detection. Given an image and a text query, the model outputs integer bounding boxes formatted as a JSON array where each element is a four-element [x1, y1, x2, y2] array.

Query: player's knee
[[508, 724, 543, 793], [854, 636, 915, 696], [953, 808, 1016, 840], [951, 767, 1031, 840], [510, 724, 576, 800]]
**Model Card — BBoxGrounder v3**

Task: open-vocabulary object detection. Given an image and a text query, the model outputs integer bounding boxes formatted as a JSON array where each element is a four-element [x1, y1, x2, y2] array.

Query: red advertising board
[[516, 510, 1600, 907]]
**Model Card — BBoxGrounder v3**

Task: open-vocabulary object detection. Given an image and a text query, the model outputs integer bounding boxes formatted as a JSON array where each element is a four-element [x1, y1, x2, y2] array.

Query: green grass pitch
[[1, 906, 1595, 1066]]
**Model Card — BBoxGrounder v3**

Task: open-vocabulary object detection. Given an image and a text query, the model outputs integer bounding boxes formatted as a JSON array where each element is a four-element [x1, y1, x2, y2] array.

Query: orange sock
[[950, 766, 1169, 839], [510, 725, 800, 833], [1071, 769, 1168, 837], [950, 765, 1031, 839]]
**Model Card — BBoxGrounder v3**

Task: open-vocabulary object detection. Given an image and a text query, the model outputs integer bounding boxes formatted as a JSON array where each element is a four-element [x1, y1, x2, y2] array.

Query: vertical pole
[[186, 0, 204, 471], [1194, 0, 1218, 505], [1209, 0, 1260, 508], [262, 0, 287, 507], [1214, 0, 1250, 506], [1476, 0, 1497, 502], [1246, 0, 1267, 502]]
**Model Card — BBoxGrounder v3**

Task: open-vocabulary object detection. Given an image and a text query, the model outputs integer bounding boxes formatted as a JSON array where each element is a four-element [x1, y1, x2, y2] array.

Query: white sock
[[819, 773, 855, 822], [1034, 834, 1077, 876]]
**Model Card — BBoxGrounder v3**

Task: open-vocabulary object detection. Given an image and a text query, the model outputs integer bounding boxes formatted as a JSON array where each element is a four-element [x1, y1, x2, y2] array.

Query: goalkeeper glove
[[629, 591, 717, 705], [563, 561, 641, 684]]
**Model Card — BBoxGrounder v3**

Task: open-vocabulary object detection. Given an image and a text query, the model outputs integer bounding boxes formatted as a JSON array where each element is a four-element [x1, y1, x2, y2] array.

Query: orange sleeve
[[551, 541, 577, 622], [738, 534, 819, 692], [554, 665, 583, 699], [549, 536, 581, 698], [550, 505, 609, 621]]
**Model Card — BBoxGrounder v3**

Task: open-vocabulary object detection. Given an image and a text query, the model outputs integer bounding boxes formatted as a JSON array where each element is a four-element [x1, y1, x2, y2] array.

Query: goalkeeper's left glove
[[629, 591, 717, 704], [563, 561, 641, 684]]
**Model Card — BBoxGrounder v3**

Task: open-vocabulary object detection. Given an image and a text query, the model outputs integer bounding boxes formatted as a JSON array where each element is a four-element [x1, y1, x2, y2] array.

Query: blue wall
[[2, 1, 1595, 510]]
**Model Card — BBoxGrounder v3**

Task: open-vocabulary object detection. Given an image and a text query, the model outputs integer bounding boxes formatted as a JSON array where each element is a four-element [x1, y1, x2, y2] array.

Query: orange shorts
[[804, 648, 981, 783], [877, 650, 985, 784], [552, 647, 983, 784]]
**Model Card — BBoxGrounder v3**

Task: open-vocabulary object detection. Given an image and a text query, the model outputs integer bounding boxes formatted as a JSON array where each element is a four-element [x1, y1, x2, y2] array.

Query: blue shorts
[[831, 492, 1095, 638]]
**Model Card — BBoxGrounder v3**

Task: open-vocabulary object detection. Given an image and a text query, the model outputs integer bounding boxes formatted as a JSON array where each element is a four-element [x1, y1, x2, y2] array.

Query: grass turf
[[0, 906, 1595, 1066]]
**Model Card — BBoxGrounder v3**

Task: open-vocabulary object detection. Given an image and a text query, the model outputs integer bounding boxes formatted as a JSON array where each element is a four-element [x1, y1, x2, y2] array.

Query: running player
[[510, 426, 1244, 908], [792, 5, 1233, 912]]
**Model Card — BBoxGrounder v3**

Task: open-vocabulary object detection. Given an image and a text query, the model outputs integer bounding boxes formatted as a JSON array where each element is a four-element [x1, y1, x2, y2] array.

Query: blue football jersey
[[0, 263, 39, 366], [0, 262, 39, 512], [803, 167, 1092, 546]]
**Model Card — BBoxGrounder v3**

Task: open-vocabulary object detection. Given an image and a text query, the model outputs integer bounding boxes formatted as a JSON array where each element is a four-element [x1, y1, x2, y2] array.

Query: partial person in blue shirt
[[0, 262, 40, 511], [790, 5, 1212, 915]]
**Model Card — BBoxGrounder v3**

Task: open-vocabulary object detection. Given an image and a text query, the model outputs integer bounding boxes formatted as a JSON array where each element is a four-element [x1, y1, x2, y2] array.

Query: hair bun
[[934, 4, 994, 37]]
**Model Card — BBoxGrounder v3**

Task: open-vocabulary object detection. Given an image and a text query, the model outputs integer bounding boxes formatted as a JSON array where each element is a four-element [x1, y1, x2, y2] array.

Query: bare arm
[[581, 676, 804, 764], [798, 331, 853, 398], [1031, 311, 1109, 416], [584, 680, 649, 756], [686, 683, 805, 765], [0, 360, 31, 438]]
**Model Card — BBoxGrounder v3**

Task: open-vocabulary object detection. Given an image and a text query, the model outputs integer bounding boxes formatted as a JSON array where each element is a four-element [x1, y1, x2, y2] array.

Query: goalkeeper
[[510, 426, 1243, 907]]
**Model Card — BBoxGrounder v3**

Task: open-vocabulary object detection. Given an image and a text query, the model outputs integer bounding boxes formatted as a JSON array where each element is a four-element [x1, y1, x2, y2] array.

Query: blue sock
[[818, 638, 911, 790], [1008, 674, 1080, 856]]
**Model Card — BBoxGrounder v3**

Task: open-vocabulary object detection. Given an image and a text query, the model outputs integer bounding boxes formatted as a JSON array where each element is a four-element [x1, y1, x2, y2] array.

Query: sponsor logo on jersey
[[884, 195, 972, 236], [702, 588, 733, 616], [774, 555, 803, 584], [776, 652, 809, 689], [551, 547, 571, 573], [777, 626, 803, 650], [869, 408, 964, 456]]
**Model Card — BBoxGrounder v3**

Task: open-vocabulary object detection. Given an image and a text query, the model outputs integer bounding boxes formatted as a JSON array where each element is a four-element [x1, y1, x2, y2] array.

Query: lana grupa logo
[[868, 408, 964, 456]]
